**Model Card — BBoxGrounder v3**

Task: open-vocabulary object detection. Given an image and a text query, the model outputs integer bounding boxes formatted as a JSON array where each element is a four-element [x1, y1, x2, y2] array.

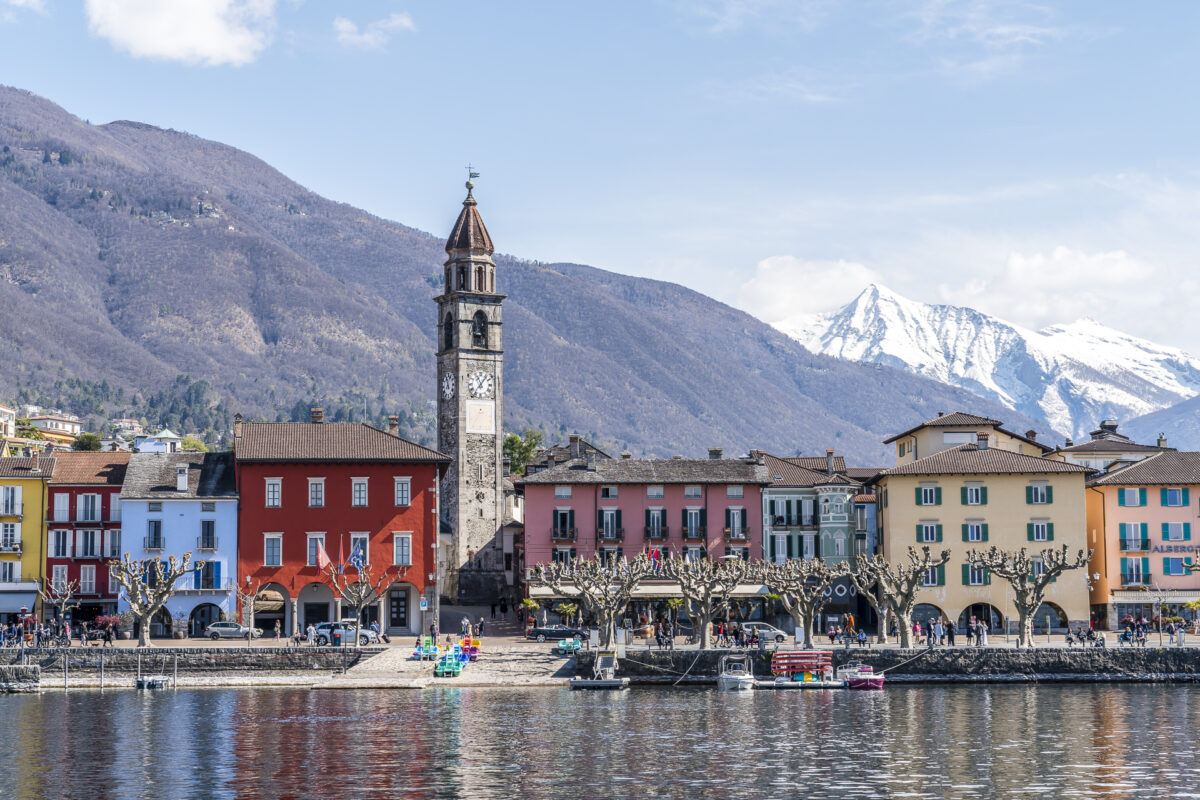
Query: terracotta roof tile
[[236, 422, 450, 463], [881, 410, 1052, 452], [48, 451, 130, 485], [1089, 452, 1200, 486], [783, 455, 847, 472], [1056, 440, 1169, 455], [881, 444, 1091, 477], [0, 456, 55, 478]]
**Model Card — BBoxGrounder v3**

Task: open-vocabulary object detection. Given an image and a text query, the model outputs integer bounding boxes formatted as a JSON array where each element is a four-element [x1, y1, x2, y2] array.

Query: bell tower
[[435, 180, 505, 603]]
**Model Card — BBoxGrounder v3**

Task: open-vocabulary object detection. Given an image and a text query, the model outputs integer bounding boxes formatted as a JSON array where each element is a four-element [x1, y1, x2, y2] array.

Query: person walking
[[306, 623, 317, 646], [274, 620, 281, 642], [932, 619, 944, 649], [430, 620, 439, 641], [478, 617, 486, 637], [103, 623, 114, 647], [946, 619, 956, 647], [977, 620, 988, 647], [500, 598, 508, 618], [461, 615, 470, 637], [665, 621, 675, 650]]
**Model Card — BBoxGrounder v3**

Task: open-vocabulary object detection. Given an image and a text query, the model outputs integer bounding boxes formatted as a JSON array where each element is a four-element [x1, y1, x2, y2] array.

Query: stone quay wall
[[0, 647, 382, 675], [0, 665, 40, 693], [577, 647, 1200, 684]]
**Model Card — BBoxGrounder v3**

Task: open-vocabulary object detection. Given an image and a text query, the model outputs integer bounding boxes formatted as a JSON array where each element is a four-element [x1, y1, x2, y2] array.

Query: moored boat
[[837, 662, 885, 690], [717, 653, 755, 691]]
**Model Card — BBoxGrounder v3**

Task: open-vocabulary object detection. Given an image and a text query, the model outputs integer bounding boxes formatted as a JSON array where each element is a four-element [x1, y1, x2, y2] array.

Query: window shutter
[[787, 499, 794, 518], [645, 509, 651, 528], [1141, 522, 1148, 540], [725, 508, 731, 530], [1161, 488, 1169, 506], [1026, 523, 1034, 541], [1184, 488, 1192, 507], [915, 488, 923, 506], [980, 487, 988, 505], [1164, 557, 1171, 575], [1120, 557, 1127, 578], [916, 524, 923, 542], [1163, 522, 1170, 538], [568, 510, 575, 531], [1046, 523, 1054, 541], [769, 535, 776, 560], [983, 568, 991, 586], [960, 487, 968, 505], [193, 566, 201, 589], [1139, 488, 1147, 506], [786, 536, 795, 559], [1118, 491, 1126, 507], [1118, 522, 1126, 539], [741, 508, 748, 528], [981, 524, 989, 542], [724, 547, 731, 558], [1045, 486, 1053, 504], [961, 524, 970, 542], [616, 510, 622, 530], [570, 548, 576, 559], [935, 524, 943, 542], [1025, 486, 1033, 504], [682, 508, 688, 527], [1186, 523, 1192, 541], [936, 564, 945, 586], [1187, 557, 1194, 569], [700, 509, 706, 528], [962, 564, 970, 585], [934, 487, 942, 505], [617, 547, 623, 560], [1142, 556, 1150, 577], [660, 509, 667, 527], [597, 509, 603, 530]]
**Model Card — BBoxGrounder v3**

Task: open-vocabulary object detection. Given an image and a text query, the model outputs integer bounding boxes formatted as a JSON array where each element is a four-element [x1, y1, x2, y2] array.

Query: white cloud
[[737, 255, 882, 324], [333, 12, 415, 50], [2, 0, 44, 9], [84, 0, 276, 67], [906, 0, 1069, 79]]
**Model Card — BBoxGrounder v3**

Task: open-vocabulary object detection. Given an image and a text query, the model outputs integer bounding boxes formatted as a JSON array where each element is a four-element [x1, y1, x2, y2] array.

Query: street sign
[[420, 598, 429, 611]]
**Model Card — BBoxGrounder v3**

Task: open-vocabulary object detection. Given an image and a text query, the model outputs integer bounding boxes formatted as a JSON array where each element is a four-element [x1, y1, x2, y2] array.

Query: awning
[[529, 582, 771, 600], [0, 587, 39, 614], [1110, 590, 1200, 604]]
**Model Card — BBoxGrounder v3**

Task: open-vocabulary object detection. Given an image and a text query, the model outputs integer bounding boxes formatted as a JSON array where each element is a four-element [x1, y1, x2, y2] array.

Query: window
[[919, 523, 940, 543], [0, 562, 14, 583], [554, 486, 572, 499], [51, 529, 70, 558], [647, 485, 664, 499], [684, 546, 705, 562], [107, 530, 121, 558], [963, 484, 984, 505], [1027, 483, 1050, 504], [394, 478, 411, 507], [0, 523, 18, 552], [553, 509, 575, 538], [110, 497, 121, 522], [600, 509, 619, 539], [200, 502, 215, 513], [943, 431, 976, 445], [264, 479, 281, 508], [0, 486, 18, 515], [1031, 559, 1047, 579], [919, 485, 940, 506], [1165, 558, 1192, 576], [350, 534, 369, 565], [552, 547, 574, 565], [264, 535, 282, 567], [148, 502, 162, 512], [393, 533, 412, 566], [307, 534, 326, 567], [647, 508, 664, 537], [52, 564, 68, 592], [308, 478, 325, 507], [966, 523, 984, 543], [78, 494, 99, 522], [471, 310, 489, 348], [351, 479, 368, 507], [968, 563, 986, 586], [199, 520, 216, 549], [728, 507, 743, 537], [1119, 488, 1141, 507], [1030, 522, 1049, 542], [80, 565, 95, 594], [78, 530, 98, 558], [685, 508, 702, 537], [1164, 522, 1191, 542], [600, 486, 618, 499], [1123, 557, 1147, 584], [921, 566, 939, 586], [834, 536, 846, 557], [684, 486, 702, 499], [146, 520, 163, 550], [727, 486, 743, 498], [1163, 488, 1188, 507]]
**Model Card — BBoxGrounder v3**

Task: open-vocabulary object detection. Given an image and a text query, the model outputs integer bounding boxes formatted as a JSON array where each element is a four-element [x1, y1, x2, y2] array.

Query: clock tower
[[435, 180, 506, 603]]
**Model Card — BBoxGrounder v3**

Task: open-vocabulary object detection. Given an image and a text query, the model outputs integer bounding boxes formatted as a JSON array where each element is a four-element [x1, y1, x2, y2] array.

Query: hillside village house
[[0, 456, 53, 623], [1086, 451, 1200, 628], [0, 405, 14, 440], [133, 428, 182, 454], [46, 451, 129, 623], [878, 423, 1092, 632], [1047, 420, 1173, 474], [120, 452, 239, 637], [885, 411, 1051, 465], [27, 414, 82, 447], [234, 412, 449, 638]]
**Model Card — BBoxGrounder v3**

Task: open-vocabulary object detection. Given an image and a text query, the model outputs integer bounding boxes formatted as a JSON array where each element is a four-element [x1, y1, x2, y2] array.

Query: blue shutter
[[193, 565, 201, 590], [1142, 557, 1150, 578], [1186, 523, 1192, 541], [1139, 488, 1147, 506], [1141, 522, 1148, 541], [1164, 557, 1171, 575], [213, 561, 221, 589]]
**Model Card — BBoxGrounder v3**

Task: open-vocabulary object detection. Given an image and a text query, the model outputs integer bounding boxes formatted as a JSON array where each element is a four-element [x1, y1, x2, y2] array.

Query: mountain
[[0, 86, 1044, 464], [781, 284, 1200, 441]]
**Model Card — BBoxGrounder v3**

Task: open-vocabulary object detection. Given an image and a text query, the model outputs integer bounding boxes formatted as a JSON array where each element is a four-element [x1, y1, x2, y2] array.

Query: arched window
[[443, 313, 454, 351], [472, 311, 488, 349]]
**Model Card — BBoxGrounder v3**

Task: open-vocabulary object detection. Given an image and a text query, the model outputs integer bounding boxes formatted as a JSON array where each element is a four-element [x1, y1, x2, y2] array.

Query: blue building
[[119, 452, 238, 638]]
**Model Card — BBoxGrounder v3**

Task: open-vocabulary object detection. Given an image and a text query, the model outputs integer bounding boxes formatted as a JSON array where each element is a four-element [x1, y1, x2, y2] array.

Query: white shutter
[[12, 486, 21, 515], [13, 562, 20, 582], [66, 531, 74, 559], [76, 495, 85, 522], [53, 493, 67, 521], [110, 495, 120, 522]]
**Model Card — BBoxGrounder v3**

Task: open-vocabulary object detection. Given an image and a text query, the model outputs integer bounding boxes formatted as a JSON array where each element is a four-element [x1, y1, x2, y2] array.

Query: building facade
[[885, 411, 1050, 467], [120, 452, 239, 637], [1086, 451, 1200, 628], [435, 182, 507, 603], [27, 415, 82, 447], [1046, 419, 1171, 474], [45, 451, 129, 622], [0, 456, 53, 622], [878, 434, 1092, 632], [234, 413, 449, 637]]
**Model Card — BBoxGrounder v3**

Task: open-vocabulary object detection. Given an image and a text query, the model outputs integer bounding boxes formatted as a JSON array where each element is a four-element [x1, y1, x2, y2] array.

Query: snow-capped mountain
[[777, 284, 1200, 440]]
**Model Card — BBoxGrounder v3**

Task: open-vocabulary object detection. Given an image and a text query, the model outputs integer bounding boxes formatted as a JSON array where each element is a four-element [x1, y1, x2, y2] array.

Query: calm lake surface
[[0, 684, 1193, 799]]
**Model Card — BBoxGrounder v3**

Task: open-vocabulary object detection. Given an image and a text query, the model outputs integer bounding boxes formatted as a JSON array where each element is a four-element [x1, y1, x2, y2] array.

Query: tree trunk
[[894, 608, 913, 649], [873, 586, 888, 644], [1017, 614, 1034, 648], [801, 609, 815, 649], [137, 613, 153, 648], [697, 611, 713, 650]]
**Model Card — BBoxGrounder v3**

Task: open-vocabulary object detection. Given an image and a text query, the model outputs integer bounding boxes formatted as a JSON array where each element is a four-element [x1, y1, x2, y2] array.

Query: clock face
[[441, 373, 455, 400], [467, 371, 494, 398]]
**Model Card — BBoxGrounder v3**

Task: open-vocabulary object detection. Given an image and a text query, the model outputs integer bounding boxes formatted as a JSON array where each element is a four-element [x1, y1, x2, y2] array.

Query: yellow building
[[0, 456, 54, 621], [878, 433, 1091, 632], [884, 411, 1051, 467]]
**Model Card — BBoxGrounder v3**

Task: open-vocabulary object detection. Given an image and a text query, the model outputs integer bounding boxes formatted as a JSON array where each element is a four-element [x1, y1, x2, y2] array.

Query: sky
[[4, 1, 1200, 350]]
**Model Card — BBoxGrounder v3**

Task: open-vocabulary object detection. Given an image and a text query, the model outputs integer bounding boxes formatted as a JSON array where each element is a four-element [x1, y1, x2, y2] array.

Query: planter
[[172, 631, 185, 639], [120, 631, 131, 640]]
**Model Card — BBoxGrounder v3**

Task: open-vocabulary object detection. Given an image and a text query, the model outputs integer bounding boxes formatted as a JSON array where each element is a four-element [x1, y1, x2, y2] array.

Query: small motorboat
[[136, 675, 170, 690], [717, 654, 755, 691], [837, 662, 885, 690]]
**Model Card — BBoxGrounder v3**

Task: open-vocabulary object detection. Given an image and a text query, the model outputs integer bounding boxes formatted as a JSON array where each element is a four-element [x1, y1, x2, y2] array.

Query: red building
[[46, 451, 130, 622], [233, 411, 450, 637]]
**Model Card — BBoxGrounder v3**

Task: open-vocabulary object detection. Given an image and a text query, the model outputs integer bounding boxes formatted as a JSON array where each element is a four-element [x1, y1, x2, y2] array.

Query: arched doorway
[[383, 581, 418, 635], [189, 603, 222, 637], [151, 607, 172, 638], [1033, 601, 1069, 633], [252, 584, 289, 637], [912, 603, 947, 627], [958, 603, 1004, 633], [298, 582, 334, 630]]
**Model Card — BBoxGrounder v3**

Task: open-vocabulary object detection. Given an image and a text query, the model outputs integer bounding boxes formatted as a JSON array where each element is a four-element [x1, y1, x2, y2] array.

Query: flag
[[338, 537, 344, 575], [348, 540, 365, 570], [316, 542, 331, 570]]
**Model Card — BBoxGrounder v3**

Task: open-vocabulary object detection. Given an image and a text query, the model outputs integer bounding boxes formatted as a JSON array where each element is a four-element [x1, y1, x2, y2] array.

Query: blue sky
[[4, 1, 1200, 350]]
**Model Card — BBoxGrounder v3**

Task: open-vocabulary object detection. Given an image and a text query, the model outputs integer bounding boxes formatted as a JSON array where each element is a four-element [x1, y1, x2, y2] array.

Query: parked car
[[313, 620, 379, 647], [206, 621, 262, 640], [526, 624, 591, 643], [739, 622, 789, 643]]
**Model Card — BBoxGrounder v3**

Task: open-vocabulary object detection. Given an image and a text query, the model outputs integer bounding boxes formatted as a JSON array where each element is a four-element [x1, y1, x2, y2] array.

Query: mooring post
[[343, 647, 347, 675], [137, 650, 142, 681], [173, 653, 178, 689], [100, 651, 104, 691], [63, 652, 68, 691]]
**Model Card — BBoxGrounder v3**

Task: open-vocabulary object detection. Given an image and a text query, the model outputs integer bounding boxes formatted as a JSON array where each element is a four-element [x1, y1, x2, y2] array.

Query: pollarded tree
[[38, 576, 81, 625], [661, 555, 752, 649], [847, 568, 891, 644], [325, 561, 401, 648], [854, 547, 952, 649], [761, 558, 850, 648], [965, 544, 1091, 648], [108, 553, 195, 647], [529, 553, 653, 647]]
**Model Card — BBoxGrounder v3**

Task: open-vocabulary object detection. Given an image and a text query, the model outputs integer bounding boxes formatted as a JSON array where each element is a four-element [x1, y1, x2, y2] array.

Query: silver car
[[313, 621, 378, 647], [740, 622, 789, 643], [205, 621, 262, 640]]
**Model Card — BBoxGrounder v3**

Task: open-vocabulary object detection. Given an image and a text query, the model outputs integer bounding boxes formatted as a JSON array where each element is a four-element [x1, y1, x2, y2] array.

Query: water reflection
[[0, 685, 1197, 799]]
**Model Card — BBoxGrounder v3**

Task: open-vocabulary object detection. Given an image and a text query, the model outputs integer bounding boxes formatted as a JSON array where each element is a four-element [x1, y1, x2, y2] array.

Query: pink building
[[1087, 451, 1200, 628], [518, 447, 771, 567]]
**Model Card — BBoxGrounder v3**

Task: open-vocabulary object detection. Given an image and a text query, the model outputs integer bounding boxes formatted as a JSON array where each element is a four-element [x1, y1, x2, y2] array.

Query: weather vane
[[466, 164, 480, 189]]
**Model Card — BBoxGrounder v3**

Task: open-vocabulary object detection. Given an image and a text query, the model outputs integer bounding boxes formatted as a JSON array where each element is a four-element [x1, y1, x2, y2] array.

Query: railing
[[596, 528, 625, 542], [75, 549, 101, 560], [1119, 539, 1151, 552], [771, 516, 816, 528], [644, 526, 669, 540], [723, 527, 748, 540], [178, 579, 234, 593], [1121, 573, 1150, 586], [0, 541, 20, 554], [551, 527, 577, 541], [0, 503, 23, 519], [197, 536, 219, 550], [681, 526, 707, 542], [144, 536, 165, 550]]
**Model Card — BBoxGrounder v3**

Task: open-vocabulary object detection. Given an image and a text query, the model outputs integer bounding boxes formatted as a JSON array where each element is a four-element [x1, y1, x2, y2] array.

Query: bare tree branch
[[661, 556, 751, 649], [529, 554, 653, 647], [761, 558, 849, 648], [38, 577, 81, 624], [847, 568, 890, 644], [854, 547, 952, 648], [324, 561, 400, 647], [108, 552, 195, 647], [964, 544, 1091, 648]]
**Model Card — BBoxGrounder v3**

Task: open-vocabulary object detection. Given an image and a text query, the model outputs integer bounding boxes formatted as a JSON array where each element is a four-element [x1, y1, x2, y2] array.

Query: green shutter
[[915, 487, 923, 506], [916, 524, 923, 542], [936, 564, 945, 586], [1142, 556, 1150, 577], [597, 509, 603, 530], [1162, 488, 1169, 506], [1186, 523, 1192, 541], [1164, 557, 1171, 574], [961, 524, 970, 542], [1045, 486, 1053, 504], [568, 510, 575, 531], [645, 509, 651, 529], [725, 508, 731, 530], [1026, 523, 1034, 541], [682, 508, 687, 527], [616, 509, 622, 531], [1046, 522, 1054, 541], [1141, 522, 1148, 540], [1120, 557, 1127, 578], [617, 547, 624, 560], [1139, 488, 1147, 506], [981, 523, 989, 542], [700, 508, 707, 528], [1119, 522, 1128, 540], [1118, 491, 1126, 507], [787, 499, 794, 519], [660, 509, 667, 527], [741, 508, 748, 529], [983, 568, 991, 586], [1184, 488, 1191, 507], [934, 487, 942, 505], [1163, 522, 1171, 538], [935, 524, 943, 542], [1026, 486, 1033, 504], [570, 548, 577, 559], [962, 564, 970, 585], [769, 534, 776, 560], [960, 487, 968, 505], [980, 486, 988, 505], [786, 536, 795, 559]]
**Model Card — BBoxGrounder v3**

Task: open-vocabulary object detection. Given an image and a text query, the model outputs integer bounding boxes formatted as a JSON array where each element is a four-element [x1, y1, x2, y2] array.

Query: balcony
[[0, 540, 21, 555], [551, 527, 577, 542], [75, 549, 101, 560], [0, 503, 23, 520], [681, 526, 707, 542], [144, 536, 165, 551], [196, 536, 219, 551], [1121, 573, 1150, 587], [644, 526, 669, 541], [771, 516, 816, 529], [177, 579, 234, 593], [723, 527, 749, 541], [1119, 539, 1151, 552], [597, 528, 625, 542]]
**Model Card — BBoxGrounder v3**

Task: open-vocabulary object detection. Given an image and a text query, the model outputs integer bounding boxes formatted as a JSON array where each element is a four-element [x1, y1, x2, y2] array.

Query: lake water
[[0, 684, 1193, 799]]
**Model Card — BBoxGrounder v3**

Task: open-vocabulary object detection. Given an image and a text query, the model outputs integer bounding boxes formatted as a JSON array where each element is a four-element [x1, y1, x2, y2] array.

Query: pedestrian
[[306, 623, 317, 646], [103, 624, 114, 647], [274, 620, 281, 641], [665, 621, 674, 650], [79, 621, 89, 647], [461, 615, 470, 637], [977, 620, 988, 647], [857, 629, 867, 649], [430, 620, 439, 641], [478, 617, 486, 637], [946, 619, 956, 647], [500, 598, 508, 618], [912, 621, 922, 645], [932, 619, 944, 649]]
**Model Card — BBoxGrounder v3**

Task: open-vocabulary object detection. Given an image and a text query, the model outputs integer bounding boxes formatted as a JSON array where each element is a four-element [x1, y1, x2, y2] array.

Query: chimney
[[1025, 430, 1037, 441], [586, 452, 597, 471], [1158, 433, 1168, 448], [1064, 437, 1074, 448], [708, 447, 723, 460], [569, 435, 581, 460], [1101, 419, 1118, 433], [754, 449, 765, 466], [233, 412, 243, 439], [387, 415, 399, 435], [311, 408, 324, 424], [621, 451, 631, 460], [502, 457, 511, 477], [976, 432, 989, 450], [176, 465, 188, 492], [825, 448, 835, 475]]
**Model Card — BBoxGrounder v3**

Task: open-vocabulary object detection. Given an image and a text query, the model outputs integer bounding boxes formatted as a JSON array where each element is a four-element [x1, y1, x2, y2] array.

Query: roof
[[853, 493, 877, 503], [445, 186, 494, 258], [153, 428, 181, 441], [1089, 452, 1200, 487], [48, 451, 130, 485], [1055, 439, 1170, 455], [517, 456, 771, 486], [526, 438, 611, 473], [882, 410, 1052, 453], [846, 467, 885, 481], [122, 452, 237, 499], [235, 422, 450, 463], [880, 444, 1091, 477], [762, 454, 861, 488], [0, 456, 55, 479], [784, 455, 848, 472]]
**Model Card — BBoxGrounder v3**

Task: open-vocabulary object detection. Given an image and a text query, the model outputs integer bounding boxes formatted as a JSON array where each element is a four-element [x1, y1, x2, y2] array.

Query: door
[[803, 535, 815, 561], [389, 590, 408, 629], [303, 602, 330, 628]]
